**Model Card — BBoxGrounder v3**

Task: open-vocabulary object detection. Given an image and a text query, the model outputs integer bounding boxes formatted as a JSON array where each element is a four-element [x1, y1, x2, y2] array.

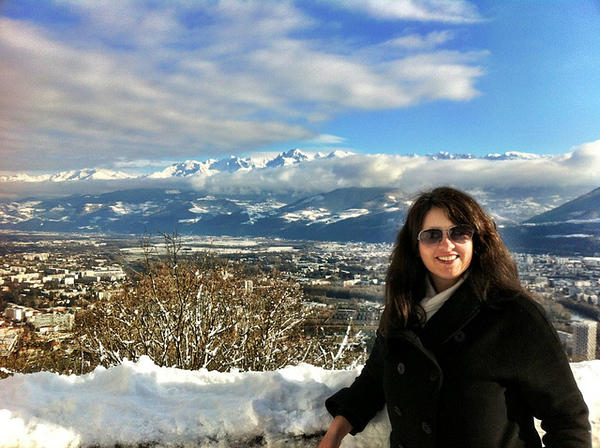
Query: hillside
[[496, 186, 600, 256], [2, 184, 600, 254], [2, 149, 600, 254], [525, 187, 600, 224]]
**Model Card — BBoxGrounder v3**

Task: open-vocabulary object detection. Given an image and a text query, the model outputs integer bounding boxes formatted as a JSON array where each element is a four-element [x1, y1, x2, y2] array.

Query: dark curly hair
[[379, 186, 526, 335]]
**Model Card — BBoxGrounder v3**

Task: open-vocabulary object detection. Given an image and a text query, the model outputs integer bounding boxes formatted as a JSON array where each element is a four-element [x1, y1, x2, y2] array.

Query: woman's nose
[[438, 233, 455, 249]]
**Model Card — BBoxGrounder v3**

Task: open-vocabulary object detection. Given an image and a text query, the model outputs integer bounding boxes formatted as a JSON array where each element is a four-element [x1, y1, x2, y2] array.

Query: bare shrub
[[74, 234, 367, 372]]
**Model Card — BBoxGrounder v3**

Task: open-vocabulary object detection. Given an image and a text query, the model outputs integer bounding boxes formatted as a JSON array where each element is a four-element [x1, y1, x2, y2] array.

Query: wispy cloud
[[0, 0, 487, 172], [384, 30, 456, 50], [337, 0, 483, 23], [309, 134, 348, 145]]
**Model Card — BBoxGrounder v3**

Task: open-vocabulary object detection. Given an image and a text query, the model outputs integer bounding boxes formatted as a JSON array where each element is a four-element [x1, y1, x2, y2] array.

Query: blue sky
[[1, 0, 600, 174]]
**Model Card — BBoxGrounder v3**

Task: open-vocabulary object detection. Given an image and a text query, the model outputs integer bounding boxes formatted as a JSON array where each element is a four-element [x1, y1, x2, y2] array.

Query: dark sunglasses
[[417, 225, 474, 247]]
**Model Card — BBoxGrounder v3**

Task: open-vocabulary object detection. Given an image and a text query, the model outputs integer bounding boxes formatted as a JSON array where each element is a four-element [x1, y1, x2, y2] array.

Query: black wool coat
[[326, 279, 591, 448]]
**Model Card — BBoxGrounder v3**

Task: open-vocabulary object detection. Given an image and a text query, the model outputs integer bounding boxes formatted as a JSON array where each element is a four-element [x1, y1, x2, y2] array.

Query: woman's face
[[418, 207, 473, 293]]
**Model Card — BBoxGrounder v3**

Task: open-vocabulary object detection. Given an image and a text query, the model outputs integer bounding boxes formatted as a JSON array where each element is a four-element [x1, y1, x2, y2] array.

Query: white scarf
[[420, 275, 466, 321]]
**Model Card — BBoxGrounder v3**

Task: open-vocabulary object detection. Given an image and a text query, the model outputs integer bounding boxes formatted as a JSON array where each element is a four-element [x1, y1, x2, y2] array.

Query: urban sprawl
[[1, 232, 599, 365]]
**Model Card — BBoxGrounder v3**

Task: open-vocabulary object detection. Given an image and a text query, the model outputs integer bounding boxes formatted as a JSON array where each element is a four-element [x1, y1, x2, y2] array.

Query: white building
[[4, 305, 35, 322], [33, 313, 74, 331], [5, 306, 24, 322], [573, 321, 597, 361]]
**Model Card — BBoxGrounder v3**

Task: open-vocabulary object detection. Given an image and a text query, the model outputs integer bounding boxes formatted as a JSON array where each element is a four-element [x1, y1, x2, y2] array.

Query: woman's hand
[[317, 415, 353, 448]]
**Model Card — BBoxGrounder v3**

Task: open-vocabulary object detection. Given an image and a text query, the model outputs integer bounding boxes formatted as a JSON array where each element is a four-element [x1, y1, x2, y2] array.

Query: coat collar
[[418, 277, 483, 350]]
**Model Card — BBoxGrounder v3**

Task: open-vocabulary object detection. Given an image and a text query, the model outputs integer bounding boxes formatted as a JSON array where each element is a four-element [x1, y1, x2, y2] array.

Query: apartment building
[[573, 321, 598, 361]]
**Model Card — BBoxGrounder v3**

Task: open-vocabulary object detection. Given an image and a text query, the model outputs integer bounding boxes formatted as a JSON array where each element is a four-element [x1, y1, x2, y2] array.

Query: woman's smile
[[437, 255, 458, 262]]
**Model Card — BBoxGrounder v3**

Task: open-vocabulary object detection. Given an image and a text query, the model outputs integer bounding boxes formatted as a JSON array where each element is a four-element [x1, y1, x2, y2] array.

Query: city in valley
[[1, 231, 599, 374]]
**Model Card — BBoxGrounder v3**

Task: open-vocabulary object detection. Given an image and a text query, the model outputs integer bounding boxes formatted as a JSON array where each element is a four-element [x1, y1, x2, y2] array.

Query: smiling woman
[[417, 208, 474, 293], [318, 186, 592, 448]]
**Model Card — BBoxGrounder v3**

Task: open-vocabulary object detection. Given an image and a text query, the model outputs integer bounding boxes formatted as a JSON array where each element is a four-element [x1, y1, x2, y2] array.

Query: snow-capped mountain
[[525, 186, 600, 224], [1, 184, 599, 255], [1, 149, 555, 184], [0, 149, 321, 183], [52, 169, 138, 182], [1, 148, 599, 254], [426, 151, 477, 160], [424, 151, 547, 161], [265, 148, 311, 168], [0, 168, 137, 183], [321, 149, 354, 159], [483, 151, 549, 161], [148, 160, 213, 179], [208, 155, 258, 173], [497, 187, 600, 256]]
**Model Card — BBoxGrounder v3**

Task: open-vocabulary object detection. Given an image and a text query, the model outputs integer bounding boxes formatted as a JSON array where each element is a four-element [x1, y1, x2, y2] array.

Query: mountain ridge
[[0, 149, 552, 183], [524, 186, 600, 224], [2, 147, 599, 255], [1, 184, 599, 255]]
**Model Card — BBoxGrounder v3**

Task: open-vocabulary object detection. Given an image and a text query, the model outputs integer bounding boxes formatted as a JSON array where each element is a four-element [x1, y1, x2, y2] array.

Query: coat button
[[429, 371, 438, 382], [422, 421, 432, 434], [453, 330, 466, 343], [397, 363, 405, 374], [394, 406, 402, 416]]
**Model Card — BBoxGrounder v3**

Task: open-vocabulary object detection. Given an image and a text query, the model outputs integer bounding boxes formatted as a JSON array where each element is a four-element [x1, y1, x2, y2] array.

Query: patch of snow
[[0, 358, 598, 447]]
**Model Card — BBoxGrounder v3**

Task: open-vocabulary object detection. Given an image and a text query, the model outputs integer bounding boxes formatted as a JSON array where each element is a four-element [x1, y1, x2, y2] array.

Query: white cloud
[[398, 145, 600, 191], [0, 1, 487, 172], [384, 30, 456, 50], [337, 0, 483, 23], [559, 140, 600, 170], [309, 134, 348, 144]]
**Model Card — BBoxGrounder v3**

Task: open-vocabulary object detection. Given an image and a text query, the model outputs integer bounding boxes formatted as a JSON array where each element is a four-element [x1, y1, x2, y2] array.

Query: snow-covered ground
[[0, 357, 598, 448]]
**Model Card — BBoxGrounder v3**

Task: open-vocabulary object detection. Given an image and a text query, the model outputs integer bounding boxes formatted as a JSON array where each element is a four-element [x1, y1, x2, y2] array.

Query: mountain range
[[1, 149, 599, 256], [0, 149, 350, 183], [1, 185, 599, 256], [0, 149, 552, 183]]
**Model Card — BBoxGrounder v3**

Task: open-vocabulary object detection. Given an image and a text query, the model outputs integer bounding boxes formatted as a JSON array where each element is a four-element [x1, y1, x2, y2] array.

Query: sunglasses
[[417, 225, 474, 247]]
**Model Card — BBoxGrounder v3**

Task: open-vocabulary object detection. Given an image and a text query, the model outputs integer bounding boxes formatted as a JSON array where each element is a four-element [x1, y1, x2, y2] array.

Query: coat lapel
[[420, 279, 483, 350]]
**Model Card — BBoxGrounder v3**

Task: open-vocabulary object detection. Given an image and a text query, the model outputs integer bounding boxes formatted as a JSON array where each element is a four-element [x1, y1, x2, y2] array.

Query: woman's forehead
[[421, 207, 455, 228]]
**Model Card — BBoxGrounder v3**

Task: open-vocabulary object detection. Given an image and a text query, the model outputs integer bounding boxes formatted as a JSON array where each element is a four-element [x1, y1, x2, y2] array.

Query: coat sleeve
[[325, 333, 387, 434], [505, 297, 591, 447]]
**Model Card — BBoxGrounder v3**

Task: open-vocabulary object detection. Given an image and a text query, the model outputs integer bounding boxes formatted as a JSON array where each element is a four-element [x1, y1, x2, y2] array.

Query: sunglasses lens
[[419, 229, 443, 246], [449, 226, 473, 244]]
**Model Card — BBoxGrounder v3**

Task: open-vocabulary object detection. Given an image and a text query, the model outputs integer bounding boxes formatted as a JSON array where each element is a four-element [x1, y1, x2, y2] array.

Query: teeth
[[438, 256, 457, 261]]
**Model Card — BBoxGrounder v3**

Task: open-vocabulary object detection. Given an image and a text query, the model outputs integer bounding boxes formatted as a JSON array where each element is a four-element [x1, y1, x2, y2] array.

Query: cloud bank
[[188, 141, 600, 197], [1, 141, 599, 200], [0, 0, 487, 172]]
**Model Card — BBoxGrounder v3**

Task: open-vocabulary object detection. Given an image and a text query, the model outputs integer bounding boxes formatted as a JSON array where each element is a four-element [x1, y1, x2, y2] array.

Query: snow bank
[[0, 357, 598, 447]]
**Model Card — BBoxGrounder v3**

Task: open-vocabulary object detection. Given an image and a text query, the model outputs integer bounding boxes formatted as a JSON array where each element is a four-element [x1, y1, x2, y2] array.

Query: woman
[[318, 187, 591, 448]]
